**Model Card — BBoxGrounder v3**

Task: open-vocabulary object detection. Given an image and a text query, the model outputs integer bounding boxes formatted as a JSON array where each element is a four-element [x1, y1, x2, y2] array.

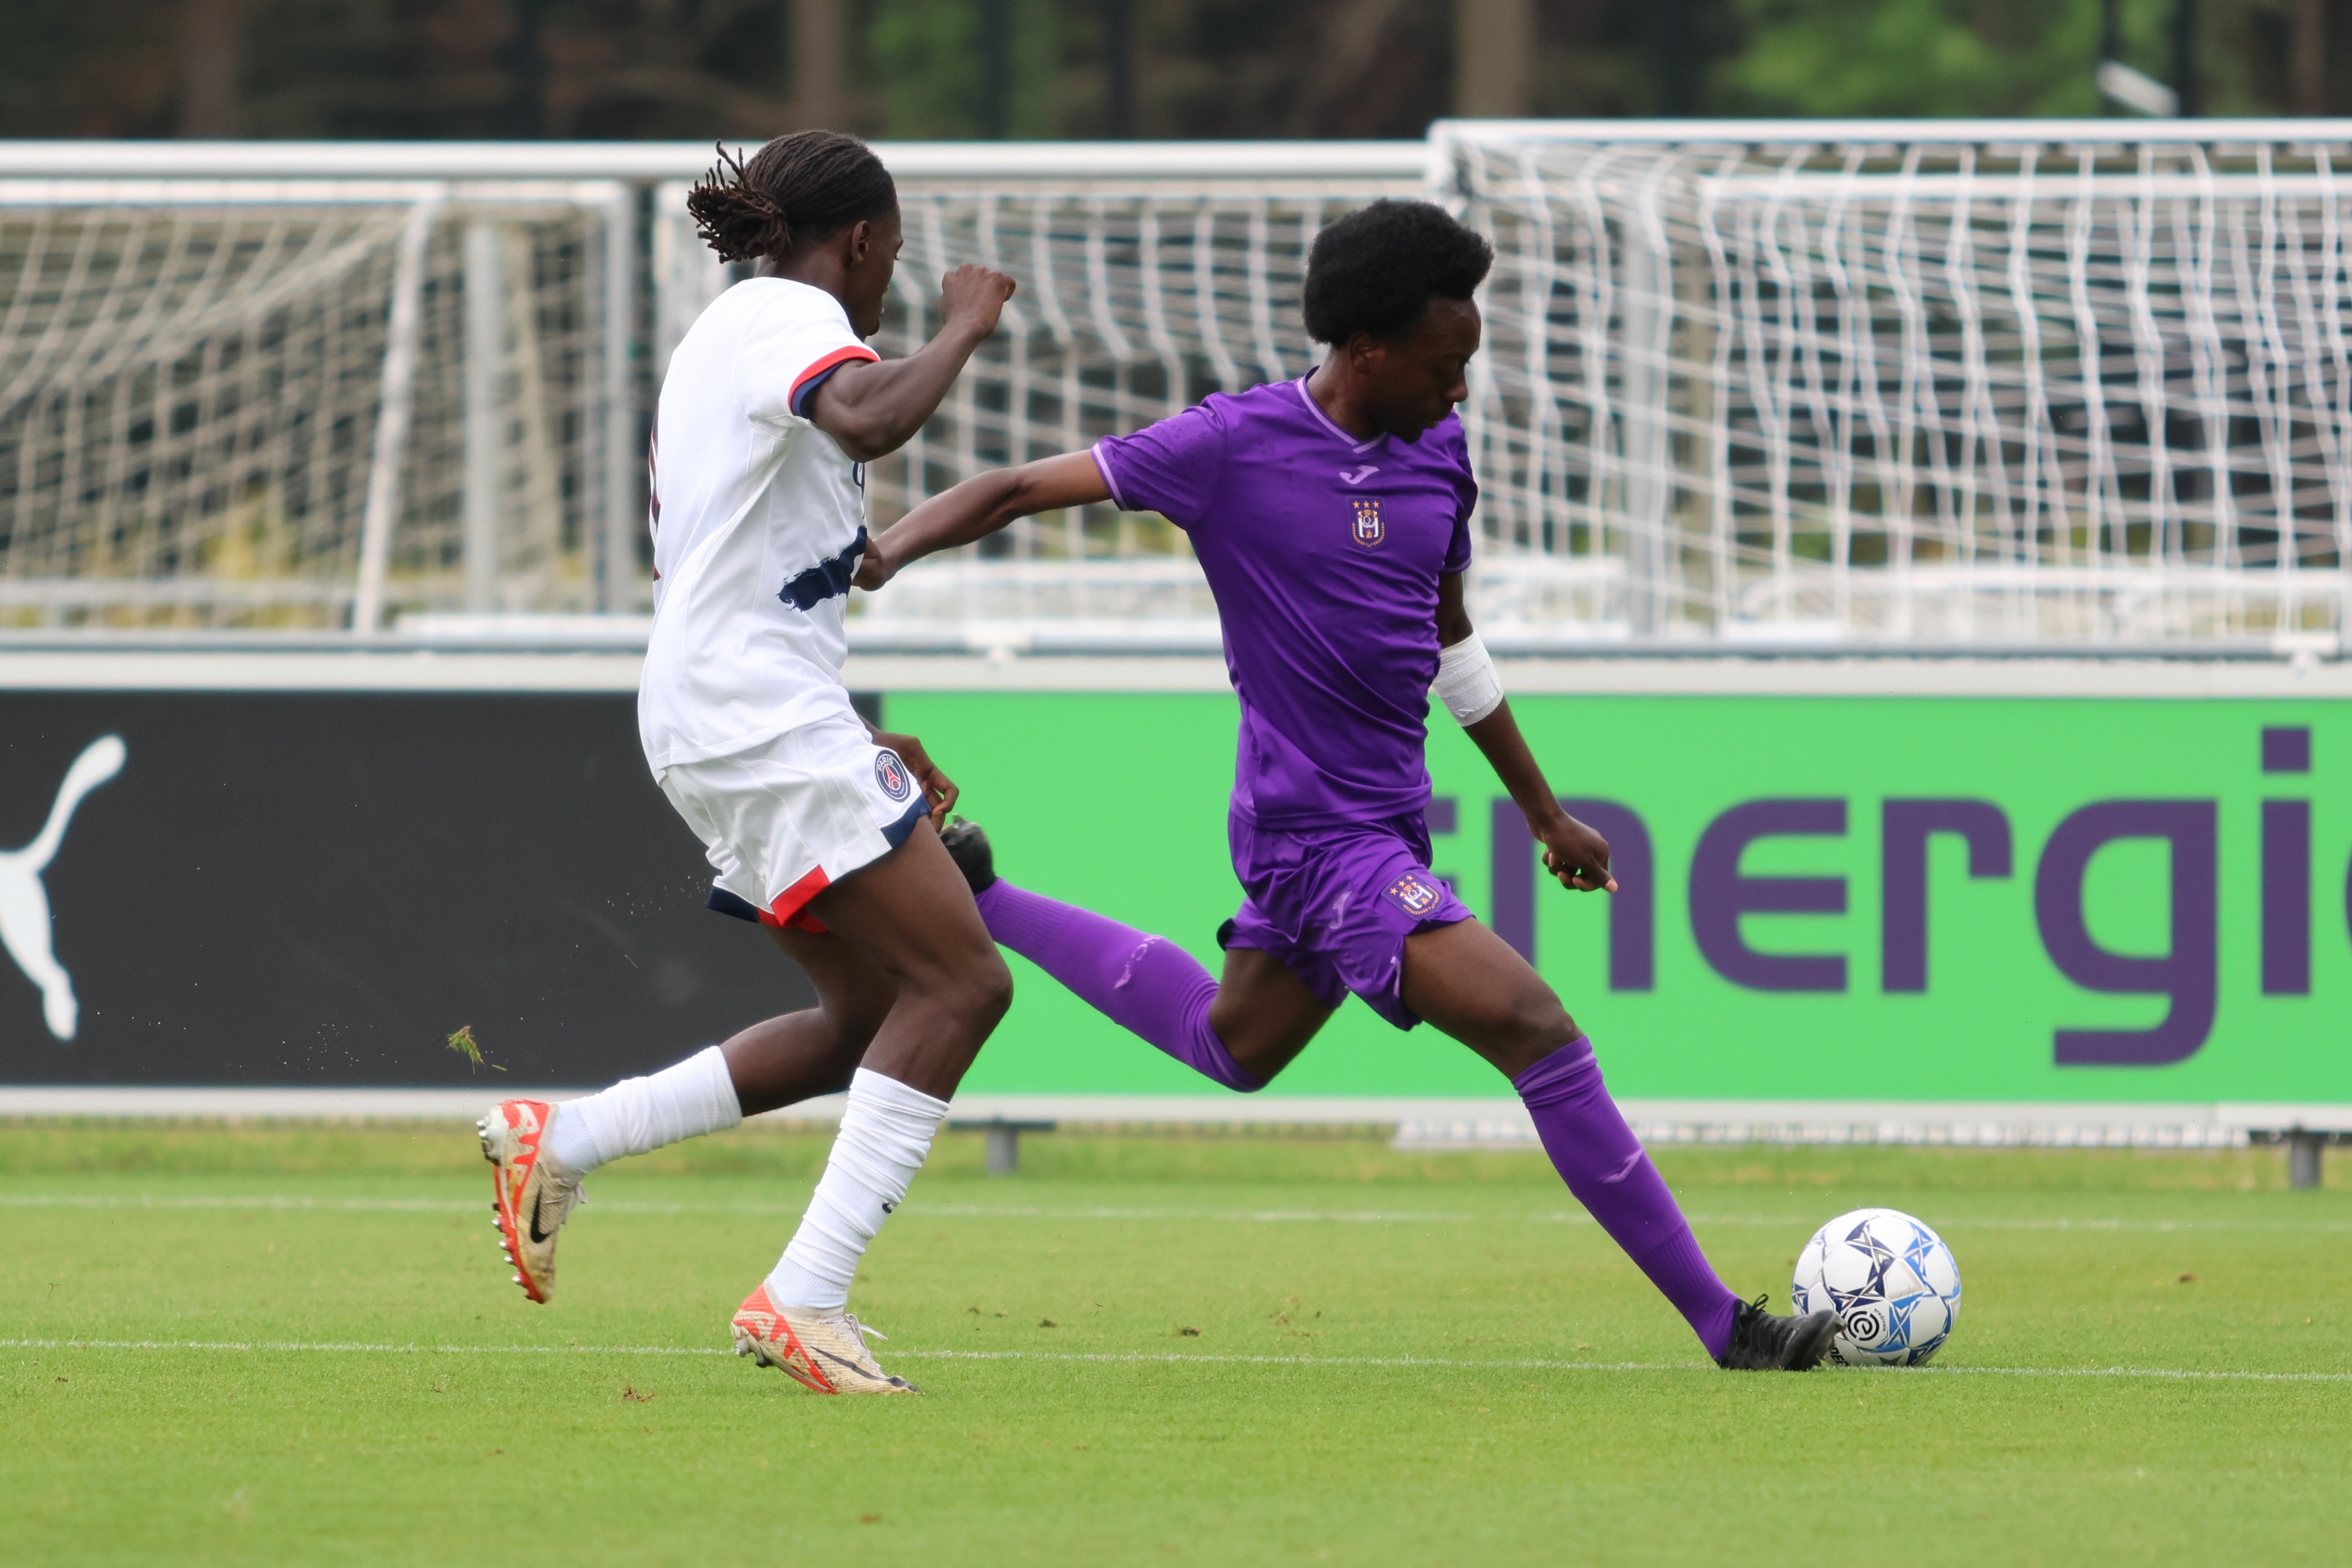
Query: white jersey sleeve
[[736, 293, 880, 426]]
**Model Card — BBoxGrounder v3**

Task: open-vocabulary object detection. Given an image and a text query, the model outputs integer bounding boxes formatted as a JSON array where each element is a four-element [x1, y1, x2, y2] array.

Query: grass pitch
[[4, 1123, 2349, 1566]]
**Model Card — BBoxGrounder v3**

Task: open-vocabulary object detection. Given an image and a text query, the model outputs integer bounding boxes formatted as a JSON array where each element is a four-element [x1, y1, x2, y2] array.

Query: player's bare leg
[[1394, 917, 1574, 1078], [1401, 919, 1835, 1370], [732, 818, 1011, 1394], [723, 927, 899, 1113], [791, 818, 1010, 1099], [1206, 948, 1334, 1084]]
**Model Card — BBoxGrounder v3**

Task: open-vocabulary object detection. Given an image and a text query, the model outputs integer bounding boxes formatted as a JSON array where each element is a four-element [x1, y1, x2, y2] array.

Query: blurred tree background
[[0, 0, 2339, 141]]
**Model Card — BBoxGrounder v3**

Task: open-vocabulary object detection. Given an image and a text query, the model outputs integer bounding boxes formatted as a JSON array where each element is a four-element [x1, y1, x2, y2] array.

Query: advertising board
[[1, 674, 2342, 1109], [0, 690, 813, 1086], [893, 689, 2352, 1105]]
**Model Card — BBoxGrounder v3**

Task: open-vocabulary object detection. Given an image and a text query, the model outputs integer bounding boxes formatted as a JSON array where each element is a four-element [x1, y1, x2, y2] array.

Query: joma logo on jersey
[[1349, 498, 1384, 549], [1384, 871, 1441, 917]]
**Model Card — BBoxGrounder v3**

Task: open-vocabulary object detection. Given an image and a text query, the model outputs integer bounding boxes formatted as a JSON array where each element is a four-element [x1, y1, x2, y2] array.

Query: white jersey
[[639, 278, 879, 775]]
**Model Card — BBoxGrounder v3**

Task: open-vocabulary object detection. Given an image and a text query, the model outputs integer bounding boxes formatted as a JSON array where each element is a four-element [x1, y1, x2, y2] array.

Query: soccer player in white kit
[[477, 132, 1017, 1395]]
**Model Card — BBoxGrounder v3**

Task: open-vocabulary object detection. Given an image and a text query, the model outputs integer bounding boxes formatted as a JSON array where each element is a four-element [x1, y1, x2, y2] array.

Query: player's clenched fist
[[852, 533, 897, 591], [938, 264, 1016, 336], [1538, 810, 1617, 893]]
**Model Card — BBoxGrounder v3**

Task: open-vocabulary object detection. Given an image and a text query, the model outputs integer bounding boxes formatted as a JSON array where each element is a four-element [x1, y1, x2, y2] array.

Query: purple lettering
[[1881, 800, 2012, 993], [2033, 801, 2217, 1067], [2258, 729, 2310, 997], [1487, 798, 1654, 991], [2262, 799, 2311, 995], [1689, 799, 1847, 992], [1491, 797, 1534, 961], [1427, 796, 1458, 836], [2261, 726, 2311, 774], [1560, 799, 1654, 991]]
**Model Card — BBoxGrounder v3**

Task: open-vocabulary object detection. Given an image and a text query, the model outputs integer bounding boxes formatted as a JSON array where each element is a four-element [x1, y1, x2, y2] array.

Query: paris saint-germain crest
[[874, 750, 913, 802], [1349, 497, 1384, 549]]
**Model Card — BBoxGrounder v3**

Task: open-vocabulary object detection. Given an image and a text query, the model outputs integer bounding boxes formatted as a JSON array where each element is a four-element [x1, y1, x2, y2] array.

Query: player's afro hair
[[1301, 200, 1493, 345], [687, 132, 896, 264]]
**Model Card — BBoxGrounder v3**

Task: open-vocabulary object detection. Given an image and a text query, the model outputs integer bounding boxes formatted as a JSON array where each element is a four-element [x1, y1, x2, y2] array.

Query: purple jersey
[[1093, 377, 1476, 829]]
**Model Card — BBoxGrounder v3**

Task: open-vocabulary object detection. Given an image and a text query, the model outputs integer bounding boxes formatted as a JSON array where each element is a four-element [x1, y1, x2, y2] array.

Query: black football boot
[[1717, 1294, 1839, 1370], [939, 818, 998, 896]]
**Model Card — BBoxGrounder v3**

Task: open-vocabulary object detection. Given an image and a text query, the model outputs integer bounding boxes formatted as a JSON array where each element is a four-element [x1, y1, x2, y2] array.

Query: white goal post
[[0, 171, 640, 630], [1437, 120, 2352, 649], [6, 127, 2352, 651]]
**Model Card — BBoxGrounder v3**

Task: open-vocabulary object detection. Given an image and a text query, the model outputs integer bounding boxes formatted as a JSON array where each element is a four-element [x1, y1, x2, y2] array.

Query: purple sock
[[974, 880, 1261, 1092], [1514, 1036, 1740, 1359]]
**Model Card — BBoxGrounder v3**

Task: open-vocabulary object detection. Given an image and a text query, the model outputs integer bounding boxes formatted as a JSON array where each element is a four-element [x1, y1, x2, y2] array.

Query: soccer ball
[[1790, 1207, 1962, 1367]]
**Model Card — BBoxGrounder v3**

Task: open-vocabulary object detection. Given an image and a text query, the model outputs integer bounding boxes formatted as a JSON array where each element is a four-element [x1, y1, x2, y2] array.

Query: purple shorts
[[1221, 808, 1474, 1031]]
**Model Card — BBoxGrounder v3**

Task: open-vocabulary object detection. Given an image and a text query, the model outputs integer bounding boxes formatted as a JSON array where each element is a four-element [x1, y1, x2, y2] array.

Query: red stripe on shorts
[[757, 865, 833, 934]]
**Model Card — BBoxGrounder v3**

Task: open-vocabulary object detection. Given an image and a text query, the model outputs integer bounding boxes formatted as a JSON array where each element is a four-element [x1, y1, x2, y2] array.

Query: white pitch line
[[0, 1193, 1491, 1222], [916, 1205, 2352, 1235], [917, 1203, 1483, 1224], [0, 1194, 488, 1212], [2, 1338, 2348, 1384], [894, 1351, 2352, 1385], [3, 1191, 2348, 1234], [0, 1337, 725, 1357]]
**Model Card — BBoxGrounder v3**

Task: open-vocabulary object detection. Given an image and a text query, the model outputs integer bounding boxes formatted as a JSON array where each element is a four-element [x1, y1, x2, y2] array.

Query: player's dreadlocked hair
[[1301, 200, 1493, 345], [686, 132, 897, 265]]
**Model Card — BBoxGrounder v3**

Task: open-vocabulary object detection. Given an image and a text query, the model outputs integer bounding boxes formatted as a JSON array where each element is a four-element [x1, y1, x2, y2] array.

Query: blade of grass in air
[[444, 1025, 504, 1072]]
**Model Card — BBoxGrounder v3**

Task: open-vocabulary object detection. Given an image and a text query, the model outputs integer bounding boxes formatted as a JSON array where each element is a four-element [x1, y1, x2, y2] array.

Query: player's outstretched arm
[[804, 264, 1015, 461], [1436, 573, 1617, 894], [855, 451, 1112, 589]]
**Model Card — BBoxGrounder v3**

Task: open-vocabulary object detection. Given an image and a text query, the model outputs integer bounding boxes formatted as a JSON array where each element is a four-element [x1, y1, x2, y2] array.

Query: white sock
[[765, 1067, 948, 1312], [543, 1045, 742, 1175]]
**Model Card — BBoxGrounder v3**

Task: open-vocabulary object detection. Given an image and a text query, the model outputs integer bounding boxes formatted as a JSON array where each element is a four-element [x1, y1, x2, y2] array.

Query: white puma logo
[[1339, 465, 1380, 485], [1, 735, 126, 1040]]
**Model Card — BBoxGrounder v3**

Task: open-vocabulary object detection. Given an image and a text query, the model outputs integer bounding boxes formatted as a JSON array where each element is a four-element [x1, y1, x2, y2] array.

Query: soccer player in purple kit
[[856, 200, 1837, 1371]]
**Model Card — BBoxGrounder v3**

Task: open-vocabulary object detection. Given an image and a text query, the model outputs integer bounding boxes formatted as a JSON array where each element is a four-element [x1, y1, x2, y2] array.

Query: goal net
[[0, 176, 633, 629], [1437, 122, 2352, 647], [9, 132, 2350, 648]]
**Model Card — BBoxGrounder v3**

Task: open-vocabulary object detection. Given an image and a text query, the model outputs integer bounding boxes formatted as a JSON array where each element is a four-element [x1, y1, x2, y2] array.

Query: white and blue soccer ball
[[1791, 1207, 1962, 1367]]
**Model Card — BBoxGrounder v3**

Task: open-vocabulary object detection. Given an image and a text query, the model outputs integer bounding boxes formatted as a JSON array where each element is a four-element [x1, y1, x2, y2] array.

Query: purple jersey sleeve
[[1092, 399, 1230, 528], [1442, 511, 1474, 574], [1440, 419, 1477, 573]]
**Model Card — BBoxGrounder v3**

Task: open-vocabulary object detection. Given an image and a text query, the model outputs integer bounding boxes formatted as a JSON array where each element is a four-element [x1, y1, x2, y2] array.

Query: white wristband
[[1433, 632, 1504, 726]]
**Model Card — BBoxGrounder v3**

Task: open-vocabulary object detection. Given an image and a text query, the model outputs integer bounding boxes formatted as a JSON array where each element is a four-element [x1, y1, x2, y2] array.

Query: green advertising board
[[891, 688, 2349, 1104]]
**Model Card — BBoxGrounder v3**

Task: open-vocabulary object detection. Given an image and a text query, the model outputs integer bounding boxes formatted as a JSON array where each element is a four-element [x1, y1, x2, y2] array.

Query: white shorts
[[657, 710, 928, 933]]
